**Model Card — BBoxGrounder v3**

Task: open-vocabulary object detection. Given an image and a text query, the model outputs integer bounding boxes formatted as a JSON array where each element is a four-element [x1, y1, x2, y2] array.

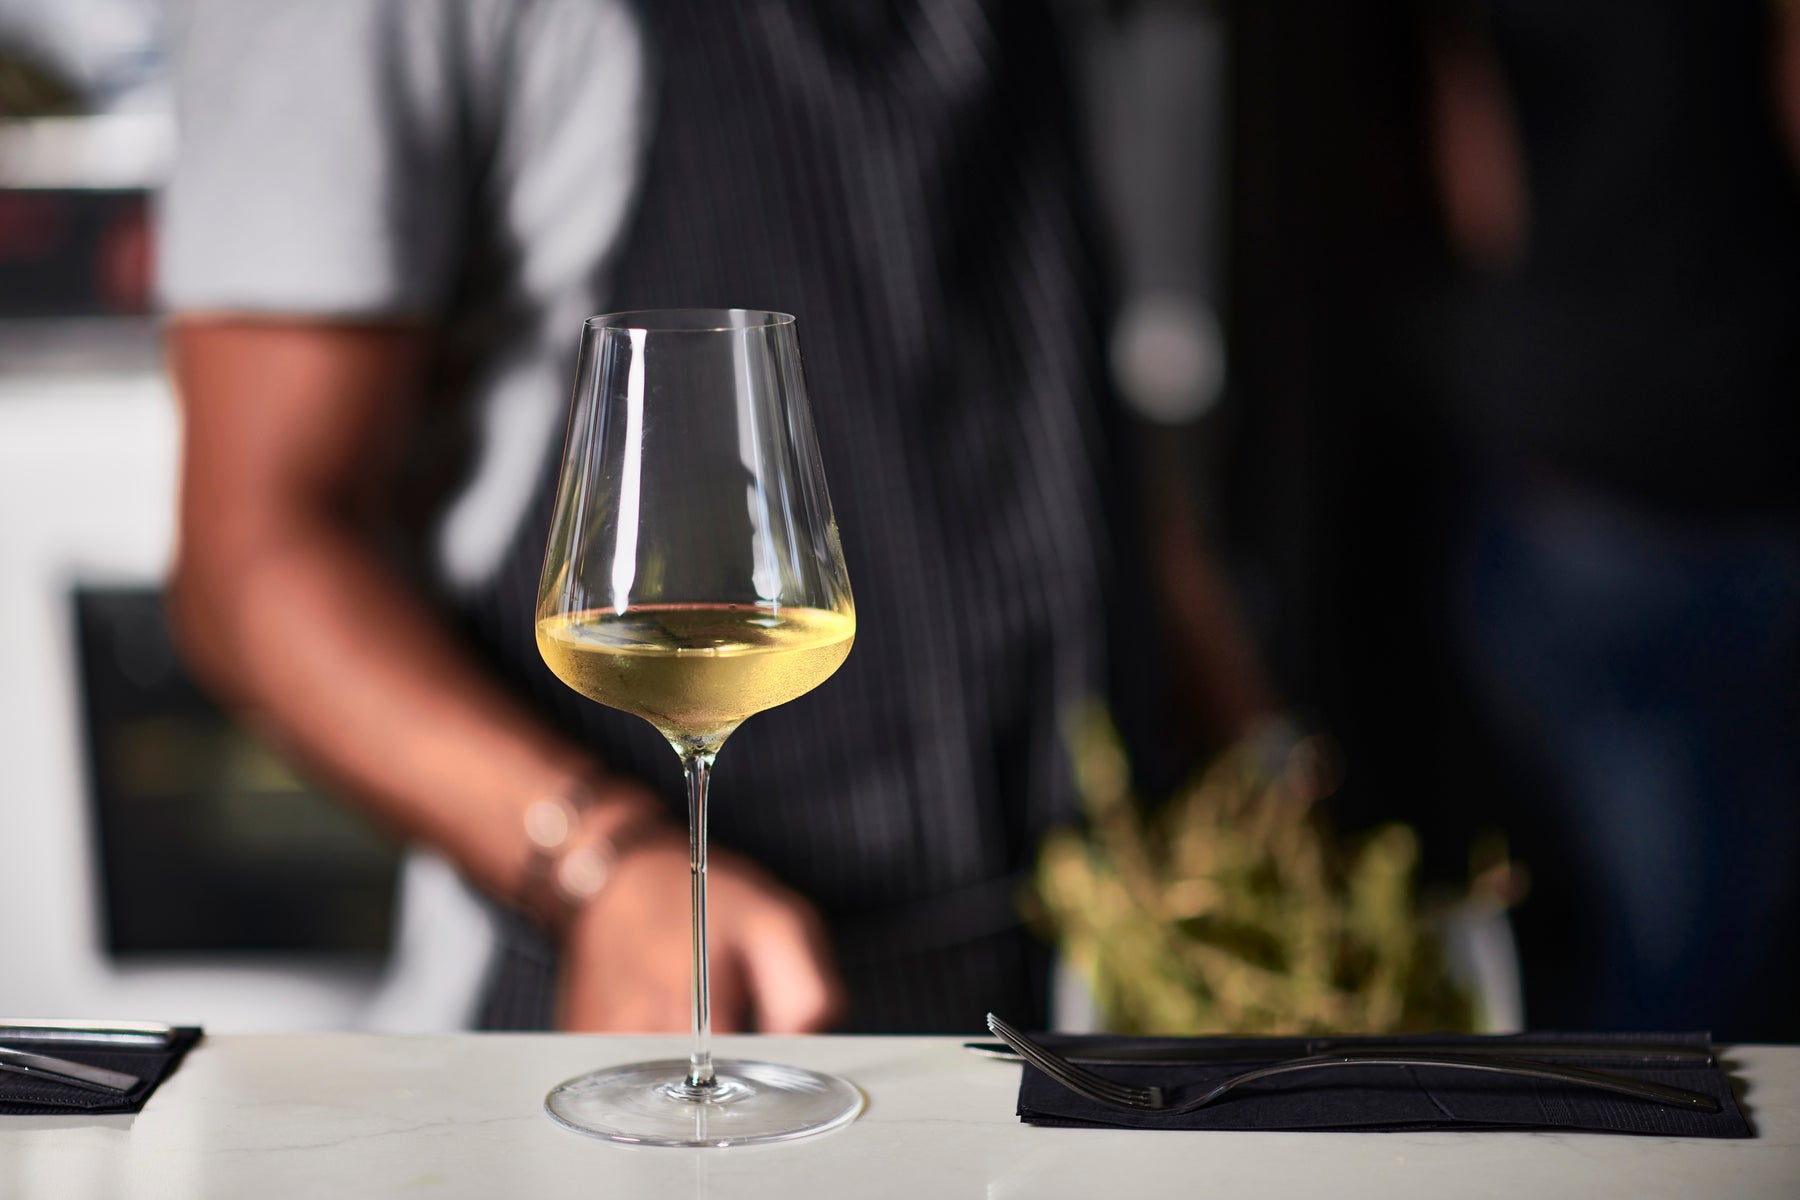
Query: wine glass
[[534, 309, 862, 1146]]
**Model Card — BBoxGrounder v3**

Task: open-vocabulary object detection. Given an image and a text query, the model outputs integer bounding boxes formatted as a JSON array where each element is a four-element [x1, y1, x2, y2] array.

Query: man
[[161, 0, 1272, 1032], [1427, 0, 1800, 1038]]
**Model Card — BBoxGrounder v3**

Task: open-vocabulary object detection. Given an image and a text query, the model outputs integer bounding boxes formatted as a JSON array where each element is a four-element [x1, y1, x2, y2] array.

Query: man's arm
[[169, 317, 842, 1032], [1424, 29, 1529, 271], [1775, 0, 1800, 176], [1145, 476, 1281, 743]]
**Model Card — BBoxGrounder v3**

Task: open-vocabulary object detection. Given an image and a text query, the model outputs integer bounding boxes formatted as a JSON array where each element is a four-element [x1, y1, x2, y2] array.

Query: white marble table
[[2, 1035, 1796, 1199]]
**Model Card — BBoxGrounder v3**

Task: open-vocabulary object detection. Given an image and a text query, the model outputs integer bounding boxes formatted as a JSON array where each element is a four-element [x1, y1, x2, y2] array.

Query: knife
[[0, 1019, 175, 1048], [0, 1045, 141, 1094], [962, 1039, 1714, 1065]]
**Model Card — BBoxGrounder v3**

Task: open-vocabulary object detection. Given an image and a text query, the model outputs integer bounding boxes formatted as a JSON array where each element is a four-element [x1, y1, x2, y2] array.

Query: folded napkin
[[0, 1028, 203, 1116], [1015, 1031, 1750, 1137]]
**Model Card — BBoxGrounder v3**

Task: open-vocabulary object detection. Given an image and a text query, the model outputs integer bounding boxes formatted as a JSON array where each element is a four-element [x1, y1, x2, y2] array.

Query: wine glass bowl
[[534, 601, 855, 758], [534, 309, 862, 1146]]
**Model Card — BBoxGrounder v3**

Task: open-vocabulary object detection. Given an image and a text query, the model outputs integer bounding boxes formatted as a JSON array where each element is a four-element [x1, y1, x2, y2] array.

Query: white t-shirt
[[157, 0, 646, 587]]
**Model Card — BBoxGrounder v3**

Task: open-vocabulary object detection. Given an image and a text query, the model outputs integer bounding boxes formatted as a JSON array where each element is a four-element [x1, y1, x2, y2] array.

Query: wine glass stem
[[682, 750, 717, 1091]]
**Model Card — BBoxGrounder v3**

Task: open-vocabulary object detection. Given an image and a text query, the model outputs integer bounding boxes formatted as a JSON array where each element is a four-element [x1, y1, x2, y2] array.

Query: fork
[[985, 1014, 1722, 1116], [0, 1045, 141, 1094]]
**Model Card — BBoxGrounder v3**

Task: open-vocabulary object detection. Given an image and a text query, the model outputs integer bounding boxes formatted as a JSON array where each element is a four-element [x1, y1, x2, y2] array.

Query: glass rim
[[584, 308, 797, 334]]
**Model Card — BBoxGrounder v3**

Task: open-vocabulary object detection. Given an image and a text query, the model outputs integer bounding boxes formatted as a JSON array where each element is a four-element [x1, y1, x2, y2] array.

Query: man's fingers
[[557, 842, 844, 1034], [559, 973, 689, 1032], [708, 950, 753, 1034], [739, 905, 846, 1034]]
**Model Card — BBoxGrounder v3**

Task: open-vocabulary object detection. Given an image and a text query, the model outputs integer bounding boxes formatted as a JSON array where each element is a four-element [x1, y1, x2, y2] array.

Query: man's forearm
[[168, 318, 662, 911], [1776, 0, 1800, 176], [176, 509, 636, 901]]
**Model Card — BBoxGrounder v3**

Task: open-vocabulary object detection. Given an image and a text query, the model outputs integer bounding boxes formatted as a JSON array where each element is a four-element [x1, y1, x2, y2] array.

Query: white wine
[[536, 604, 855, 744]]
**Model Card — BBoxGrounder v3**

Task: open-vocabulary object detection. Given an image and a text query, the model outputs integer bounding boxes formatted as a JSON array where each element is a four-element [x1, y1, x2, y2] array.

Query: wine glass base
[[544, 1058, 864, 1147]]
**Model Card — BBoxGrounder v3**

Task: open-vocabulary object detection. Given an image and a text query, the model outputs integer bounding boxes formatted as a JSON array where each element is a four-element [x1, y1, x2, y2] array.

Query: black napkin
[[0, 1028, 203, 1116], [1015, 1031, 1750, 1136]]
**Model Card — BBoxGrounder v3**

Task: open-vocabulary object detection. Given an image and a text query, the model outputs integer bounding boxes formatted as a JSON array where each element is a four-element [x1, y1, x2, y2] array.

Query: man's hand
[[558, 834, 845, 1034]]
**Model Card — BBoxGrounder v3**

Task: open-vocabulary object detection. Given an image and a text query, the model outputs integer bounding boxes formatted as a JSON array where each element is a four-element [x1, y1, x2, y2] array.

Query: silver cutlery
[[0, 1045, 141, 1094], [0, 1019, 175, 1048], [986, 1013, 1722, 1116], [963, 1037, 1713, 1065]]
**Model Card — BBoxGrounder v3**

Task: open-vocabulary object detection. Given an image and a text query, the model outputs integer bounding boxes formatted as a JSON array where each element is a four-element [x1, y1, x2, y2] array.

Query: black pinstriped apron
[[463, 0, 1126, 1032]]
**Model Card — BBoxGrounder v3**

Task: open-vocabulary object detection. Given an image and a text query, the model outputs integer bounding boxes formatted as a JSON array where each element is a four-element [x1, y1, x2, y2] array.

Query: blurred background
[[3, 0, 1797, 1038]]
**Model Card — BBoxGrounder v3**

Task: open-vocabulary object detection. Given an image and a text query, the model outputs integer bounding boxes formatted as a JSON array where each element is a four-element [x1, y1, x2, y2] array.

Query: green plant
[[1032, 707, 1476, 1035]]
